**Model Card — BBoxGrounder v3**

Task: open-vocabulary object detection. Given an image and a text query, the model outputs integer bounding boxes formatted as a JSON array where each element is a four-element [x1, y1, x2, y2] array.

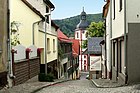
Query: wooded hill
[[53, 13, 103, 37]]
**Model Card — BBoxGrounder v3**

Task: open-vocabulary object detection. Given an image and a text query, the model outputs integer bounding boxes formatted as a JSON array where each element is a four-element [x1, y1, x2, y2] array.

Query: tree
[[86, 21, 105, 37], [82, 21, 105, 48]]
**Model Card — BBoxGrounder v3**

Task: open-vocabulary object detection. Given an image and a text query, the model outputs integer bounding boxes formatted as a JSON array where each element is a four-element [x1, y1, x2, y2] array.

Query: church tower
[[75, 8, 89, 71]]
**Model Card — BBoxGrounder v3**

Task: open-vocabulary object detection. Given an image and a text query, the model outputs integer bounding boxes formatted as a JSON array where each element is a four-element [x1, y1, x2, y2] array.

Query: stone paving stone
[[1, 75, 140, 93], [0, 76, 69, 93]]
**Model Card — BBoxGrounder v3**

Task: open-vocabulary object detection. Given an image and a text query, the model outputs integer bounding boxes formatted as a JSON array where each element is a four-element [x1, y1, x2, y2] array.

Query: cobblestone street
[[36, 79, 140, 93], [36, 72, 140, 93], [1, 72, 140, 93]]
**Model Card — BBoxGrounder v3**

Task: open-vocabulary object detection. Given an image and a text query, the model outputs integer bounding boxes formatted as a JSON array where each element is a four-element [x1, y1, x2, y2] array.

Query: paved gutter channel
[[31, 79, 71, 93]]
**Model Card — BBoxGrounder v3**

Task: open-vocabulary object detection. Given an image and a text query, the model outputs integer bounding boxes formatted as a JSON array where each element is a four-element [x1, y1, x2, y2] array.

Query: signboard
[[90, 56, 101, 71]]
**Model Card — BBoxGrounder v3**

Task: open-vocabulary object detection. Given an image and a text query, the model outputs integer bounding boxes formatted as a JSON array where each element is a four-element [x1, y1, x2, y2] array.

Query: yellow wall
[[11, 0, 58, 64], [47, 34, 57, 62], [38, 31, 58, 63], [10, 0, 41, 47]]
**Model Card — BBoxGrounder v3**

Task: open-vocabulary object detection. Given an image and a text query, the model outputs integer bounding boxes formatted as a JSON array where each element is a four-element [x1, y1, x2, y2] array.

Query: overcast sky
[[51, 0, 105, 20]]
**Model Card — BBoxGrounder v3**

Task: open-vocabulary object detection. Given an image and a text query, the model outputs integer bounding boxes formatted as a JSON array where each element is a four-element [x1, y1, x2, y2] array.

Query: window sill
[[53, 50, 56, 53], [47, 51, 51, 54]]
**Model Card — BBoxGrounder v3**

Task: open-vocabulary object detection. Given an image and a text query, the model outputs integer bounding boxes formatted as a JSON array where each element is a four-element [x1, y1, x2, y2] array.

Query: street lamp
[[44, 13, 51, 74]]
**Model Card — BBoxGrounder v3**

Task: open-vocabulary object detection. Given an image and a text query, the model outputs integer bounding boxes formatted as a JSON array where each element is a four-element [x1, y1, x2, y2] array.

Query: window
[[53, 39, 55, 52], [118, 40, 122, 73], [46, 7, 49, 13], [81, 15, 86, 20], [47, 38, 50, 52], [84, 60, 86, 64], [113, 0, 115, 20], [45, 7, 49, 23], [84, 55, 86, 58], [77, 32, 79, 38], [115, 42, 118, 68], [113, 42, 116, 67], [121, 41, 125, 74], [119, 0, 122, 12]]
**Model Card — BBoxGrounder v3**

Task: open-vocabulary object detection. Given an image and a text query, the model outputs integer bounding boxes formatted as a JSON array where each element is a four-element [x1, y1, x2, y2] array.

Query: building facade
[[88, 37, 103, 79], [26, 0, 59, 78], [103, 0, 140, 84], [71, 39, 80, 79], [0, 0, 8, 88], [58, 29, 73, 79]]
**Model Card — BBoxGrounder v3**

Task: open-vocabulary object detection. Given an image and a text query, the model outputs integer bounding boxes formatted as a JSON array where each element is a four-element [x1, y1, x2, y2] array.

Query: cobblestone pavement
[[36, 79, 95, 93], [1, 72, 140, 93], [36, 79, 140, 93], [0, 76, 69, 93]]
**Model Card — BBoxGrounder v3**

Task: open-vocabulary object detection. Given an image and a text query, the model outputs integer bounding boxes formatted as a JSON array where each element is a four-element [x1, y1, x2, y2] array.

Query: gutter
[[7, 0, 13, 78], [124, 0, 128, 84], [109, 0, 112, 79], [7, 0, 16, 85]]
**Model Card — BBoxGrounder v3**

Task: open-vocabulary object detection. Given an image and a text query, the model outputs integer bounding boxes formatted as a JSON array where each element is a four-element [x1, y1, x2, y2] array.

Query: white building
[[103, 0, 140, 84]]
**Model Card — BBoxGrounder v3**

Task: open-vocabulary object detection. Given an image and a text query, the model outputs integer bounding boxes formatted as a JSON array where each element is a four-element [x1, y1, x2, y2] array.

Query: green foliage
[[46, 73, 55, 82], [86, 21, 105, 37], [53, 13, 103, 37], [82, 21, 105, 48], [38, 73, 46, 81], [38, 73, 54, 82], [58, 42, 64, 59], [82, 40, 88, 48], [11, 21, 21, 47]]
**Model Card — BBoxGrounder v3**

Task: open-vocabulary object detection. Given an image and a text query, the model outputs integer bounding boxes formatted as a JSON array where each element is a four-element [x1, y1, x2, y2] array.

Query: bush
[[46, 73, 55, 82], [38, 73, 54, 82]]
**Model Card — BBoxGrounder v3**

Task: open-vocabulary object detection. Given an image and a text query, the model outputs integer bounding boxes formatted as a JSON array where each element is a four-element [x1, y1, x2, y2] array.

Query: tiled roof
[[71, 39, 80, 58], [57, 29, 72, 43], [88, 37, 103, 54]]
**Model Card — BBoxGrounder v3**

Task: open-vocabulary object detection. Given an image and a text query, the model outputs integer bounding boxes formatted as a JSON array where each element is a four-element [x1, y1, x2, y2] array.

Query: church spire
[[83, 7, 84, 12], [80, 7, 86, 20], [76, 7, 89, 30]]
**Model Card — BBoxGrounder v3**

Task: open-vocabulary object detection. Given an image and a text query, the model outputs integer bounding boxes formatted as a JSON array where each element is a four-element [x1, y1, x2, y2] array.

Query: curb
[[91, 79, 102, 88], [91, 79, 125, 88], [31, 79, 70, 93]]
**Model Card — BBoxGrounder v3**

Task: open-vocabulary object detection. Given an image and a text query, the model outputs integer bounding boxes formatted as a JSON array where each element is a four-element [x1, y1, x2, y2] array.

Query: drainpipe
[[109, 0, 112, 80], [32, 20, 42, 45], [80, 29, 82, 71], [104, 19, 107, 79], [7, 0, 14, 79], [124, 0, 128, 84], [44, 13, 51, 75]]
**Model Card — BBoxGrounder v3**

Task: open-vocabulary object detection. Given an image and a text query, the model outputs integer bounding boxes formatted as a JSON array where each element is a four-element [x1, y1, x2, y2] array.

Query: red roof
[[57, 29, 72, 43], [71, 39, 80, 58]]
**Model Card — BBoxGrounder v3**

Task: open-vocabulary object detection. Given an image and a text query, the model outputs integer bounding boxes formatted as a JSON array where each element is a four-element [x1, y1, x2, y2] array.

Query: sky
[[51, 0, 105, 20]]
